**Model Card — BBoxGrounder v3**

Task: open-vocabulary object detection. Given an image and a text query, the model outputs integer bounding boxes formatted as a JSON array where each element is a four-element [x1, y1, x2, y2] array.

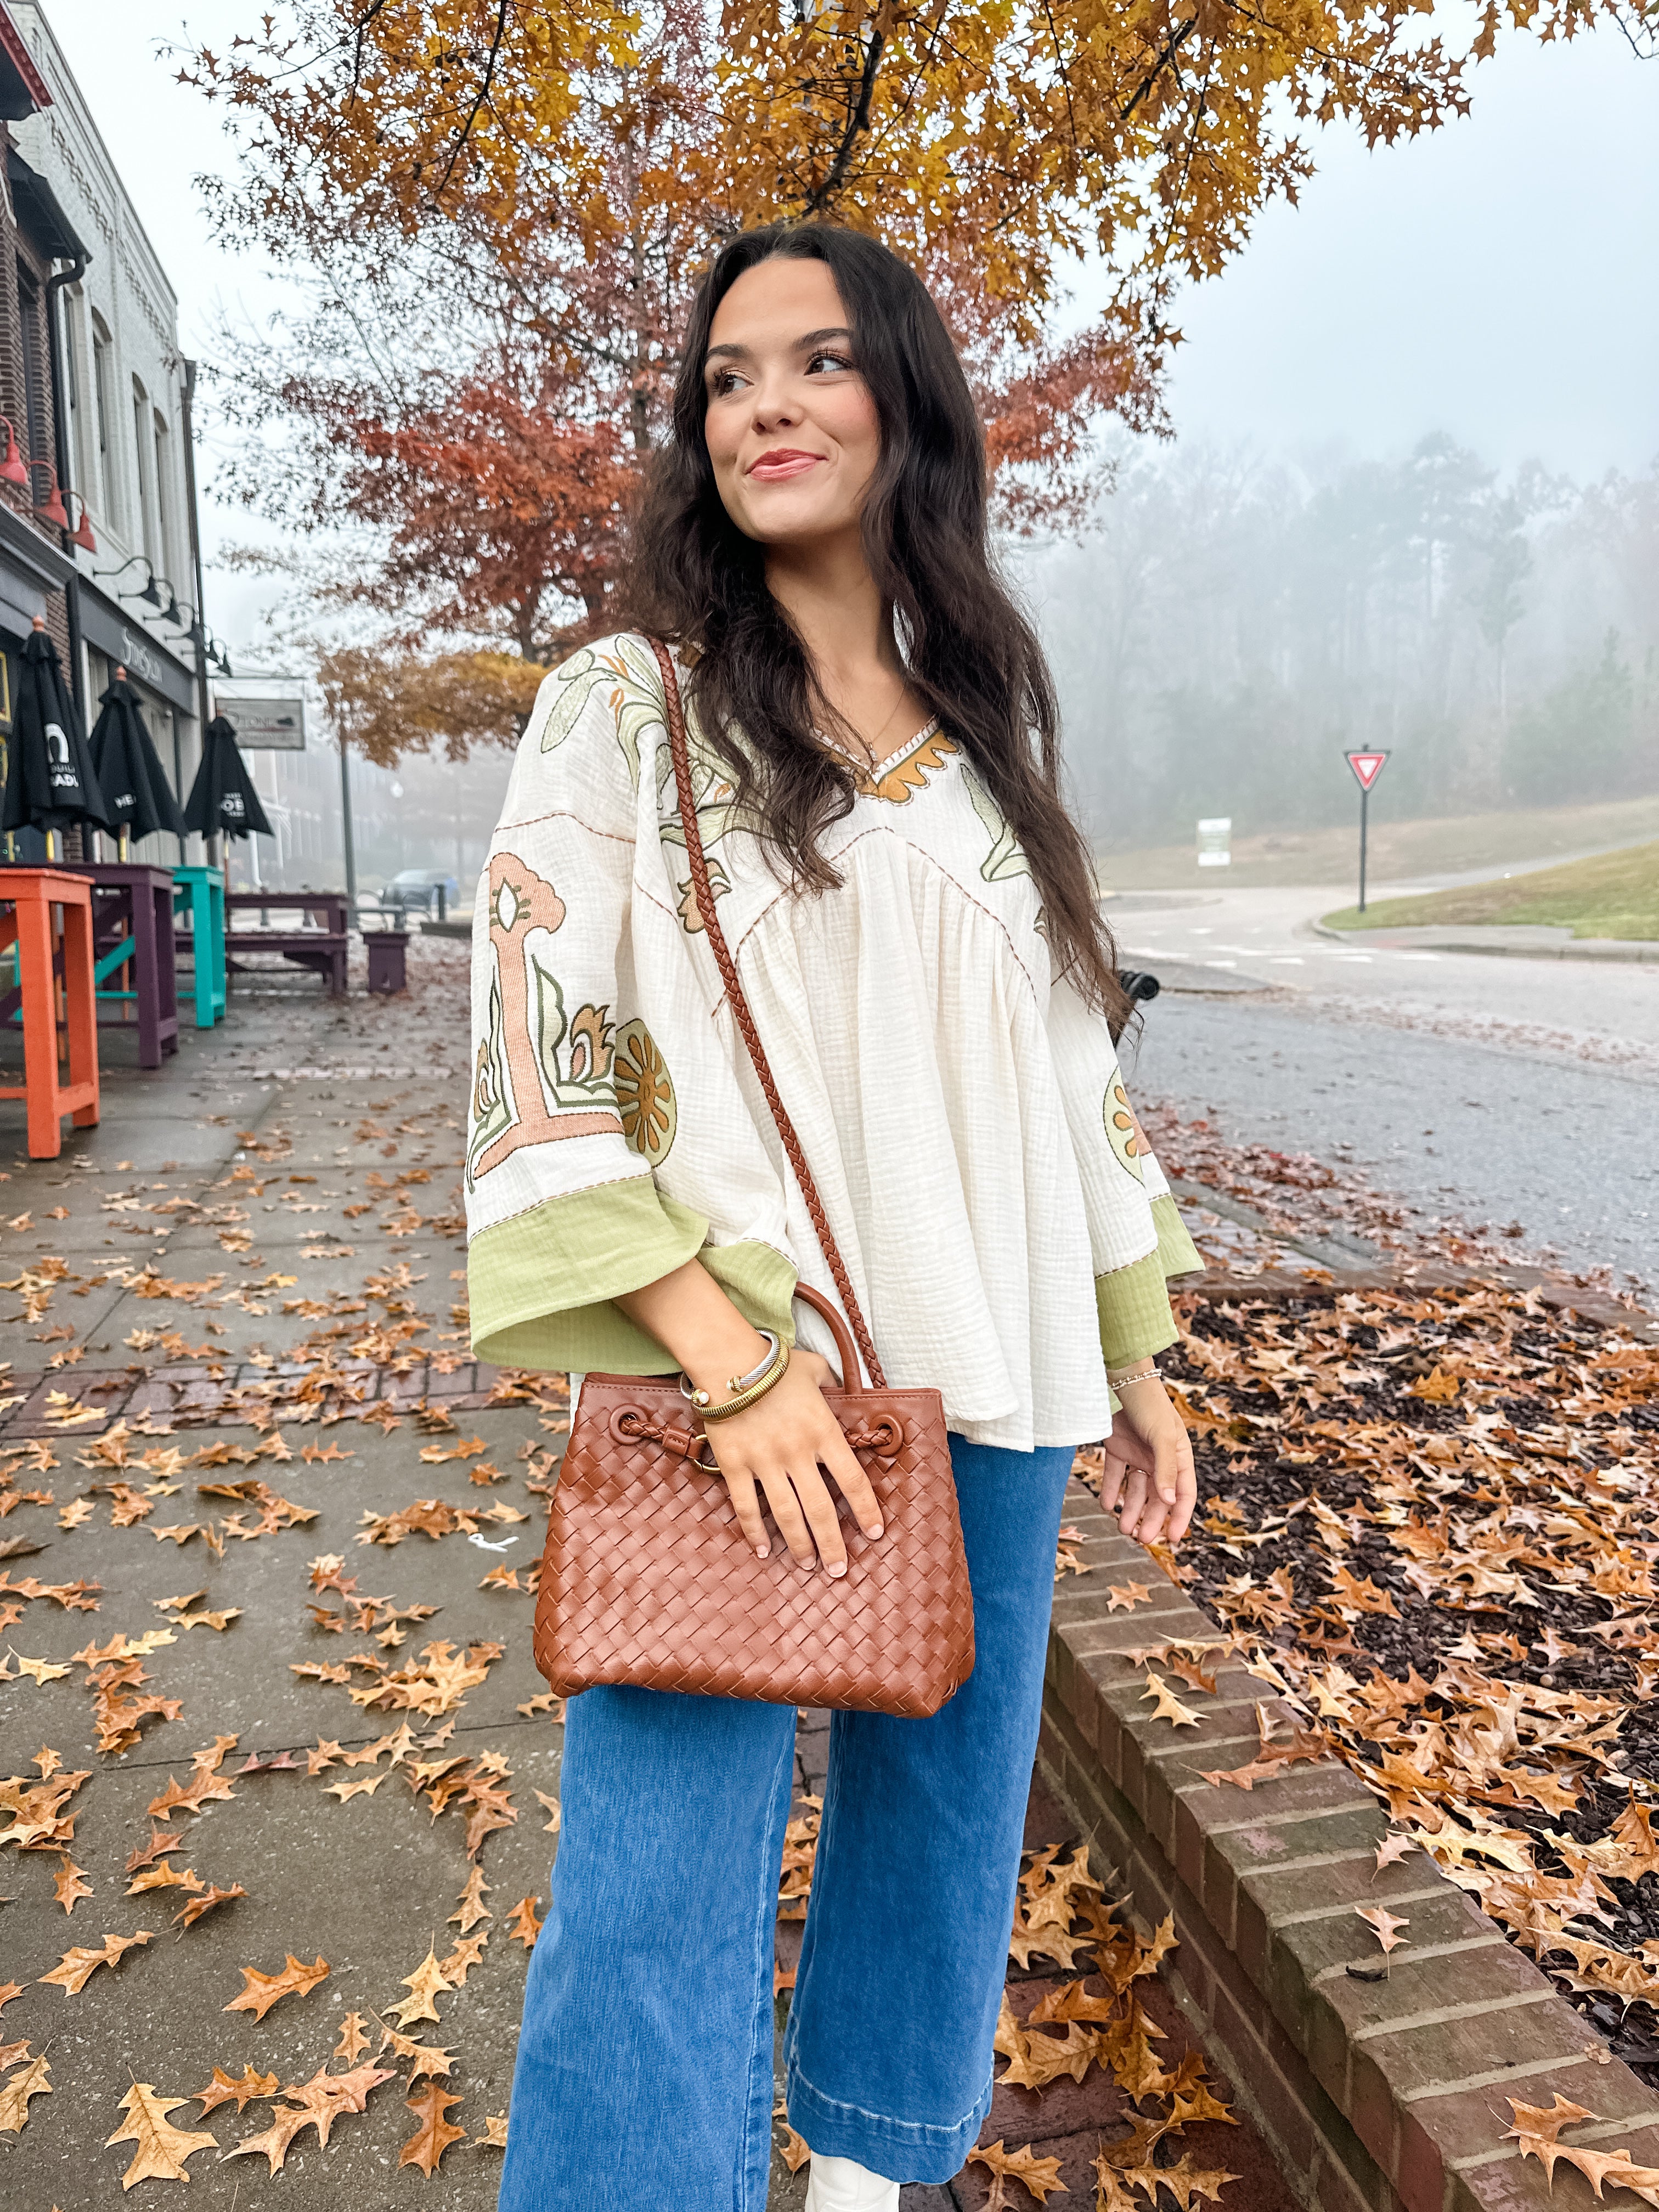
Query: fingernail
[[756, 1545, 770, 1559], [828, 1561, 847, 1578], [870, 1522, 884, 1539]]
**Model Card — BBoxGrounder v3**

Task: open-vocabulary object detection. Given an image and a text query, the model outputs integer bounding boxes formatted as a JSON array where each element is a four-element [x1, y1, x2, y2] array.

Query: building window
[[133, 375, 158, 569], [153, 409, 176, 584], [92, 312, 116, 524], [17, 267, 48, 505]]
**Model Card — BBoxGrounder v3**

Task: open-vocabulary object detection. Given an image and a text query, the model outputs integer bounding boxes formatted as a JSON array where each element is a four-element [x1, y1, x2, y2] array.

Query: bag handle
[[649, 638, 887, 1391]]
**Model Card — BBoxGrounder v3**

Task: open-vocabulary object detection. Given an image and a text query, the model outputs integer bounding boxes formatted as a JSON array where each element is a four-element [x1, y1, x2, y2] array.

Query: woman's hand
[[1100, 1378, 1196, 1548], [702, 1348, 884, 1576]]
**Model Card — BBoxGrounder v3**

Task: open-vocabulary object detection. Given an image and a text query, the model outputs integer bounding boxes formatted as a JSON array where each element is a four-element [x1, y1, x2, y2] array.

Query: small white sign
[[1197, 817, 1232, 867], [225, 695, 307, 751]]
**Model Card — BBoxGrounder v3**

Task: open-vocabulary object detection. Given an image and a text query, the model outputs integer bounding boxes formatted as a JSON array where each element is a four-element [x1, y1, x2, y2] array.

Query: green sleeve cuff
[[1095, 1248, 1179, 1370], [1152, 1192, 1204, 1280], [698, 1240, 798, 1347], [469, 1179, 800, 1374], [469, 1180, 709, 1372]]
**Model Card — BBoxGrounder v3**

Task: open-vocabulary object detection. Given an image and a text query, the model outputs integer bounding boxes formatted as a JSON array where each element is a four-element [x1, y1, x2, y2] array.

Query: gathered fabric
[[465, 633, 1198, 1449]]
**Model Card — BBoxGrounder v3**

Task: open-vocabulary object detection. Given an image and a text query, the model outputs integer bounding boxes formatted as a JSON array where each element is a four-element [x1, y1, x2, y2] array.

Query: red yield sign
[[1345, 749, 1390, 792]]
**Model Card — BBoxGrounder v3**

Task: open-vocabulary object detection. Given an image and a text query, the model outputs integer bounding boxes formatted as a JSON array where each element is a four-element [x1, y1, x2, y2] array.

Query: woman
[[467, 223, 1199, 2212]]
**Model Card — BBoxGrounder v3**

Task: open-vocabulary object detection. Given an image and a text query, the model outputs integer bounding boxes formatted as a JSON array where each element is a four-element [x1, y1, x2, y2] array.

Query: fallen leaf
[[533, 1788, 561, 1832], [388, 1944, 453, 2028], [398, 2081, 465, 2176], [223, 1953, 330, 2021], [228, 2062, 393, 2173], [173, 1883, 247, 1929], [190, 2065, 279, 2116], [52, 1858, 92, 1914], [507, 1896, 543, 1950], [1355, 1905, 1410, 1957], [1106, 1582, 1154, 1612], [967, 2138, 1067, 2207], [0, 2052, 51, 2135], [449, 1865, 490, 1931], [335, 2012, 370, 2064], [1140, 1669, 1201, 1728], [475, 2111, 509, 2147], [105, 2081, 219, 2187], [38, 1929, 154, 1993]]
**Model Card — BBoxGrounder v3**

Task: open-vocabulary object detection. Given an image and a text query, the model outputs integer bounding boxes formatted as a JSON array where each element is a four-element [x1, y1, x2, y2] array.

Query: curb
[[1310, 921, 1658, 963], [1038, 1492, 1659, 2212]]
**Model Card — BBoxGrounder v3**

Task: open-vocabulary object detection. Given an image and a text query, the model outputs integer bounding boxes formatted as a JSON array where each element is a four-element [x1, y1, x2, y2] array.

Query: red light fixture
[[69, 493, 96, 554], [0, 415, 27, 489], [34, 463, 70, 530]]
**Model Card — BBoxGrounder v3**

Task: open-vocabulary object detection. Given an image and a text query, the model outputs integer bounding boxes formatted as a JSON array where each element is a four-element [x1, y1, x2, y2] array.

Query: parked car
[[379, 869, 461, 919]]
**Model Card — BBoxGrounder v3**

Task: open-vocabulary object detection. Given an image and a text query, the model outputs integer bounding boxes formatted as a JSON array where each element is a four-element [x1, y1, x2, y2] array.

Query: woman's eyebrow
[[704, 325, 854, 365]]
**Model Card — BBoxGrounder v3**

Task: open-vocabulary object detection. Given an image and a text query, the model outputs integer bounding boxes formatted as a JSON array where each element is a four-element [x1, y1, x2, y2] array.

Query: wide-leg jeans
[[496, 1433, 1076, 2211]]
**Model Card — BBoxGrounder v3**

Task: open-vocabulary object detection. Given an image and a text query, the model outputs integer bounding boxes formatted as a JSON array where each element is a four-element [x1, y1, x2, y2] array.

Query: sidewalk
[[1, 943, 1295, 2210]]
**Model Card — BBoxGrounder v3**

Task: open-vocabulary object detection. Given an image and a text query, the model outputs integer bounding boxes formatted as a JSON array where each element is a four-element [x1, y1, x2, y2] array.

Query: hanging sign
[[224, 695, 307, 751], [1196, 817, 1232, 867], [1345, 750, 1390, 792]]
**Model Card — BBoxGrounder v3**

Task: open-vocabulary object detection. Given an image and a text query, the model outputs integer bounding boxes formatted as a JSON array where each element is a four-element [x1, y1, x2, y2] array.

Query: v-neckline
[[821, 717, 941, 785]]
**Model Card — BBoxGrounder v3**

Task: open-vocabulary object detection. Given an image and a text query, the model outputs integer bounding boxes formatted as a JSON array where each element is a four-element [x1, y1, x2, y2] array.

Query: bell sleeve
[[1046, 974, 1204, 1371], [464, 639, 798, 1373]]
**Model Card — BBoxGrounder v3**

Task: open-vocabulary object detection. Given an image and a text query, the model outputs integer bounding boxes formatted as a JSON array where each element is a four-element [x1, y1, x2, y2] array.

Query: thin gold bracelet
[[691, 1341, 792, 1423], [1107, 1358, 1160, 1387]]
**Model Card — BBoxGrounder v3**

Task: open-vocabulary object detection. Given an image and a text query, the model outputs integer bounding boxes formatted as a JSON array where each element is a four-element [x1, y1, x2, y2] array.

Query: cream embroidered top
[[465, 632, 1199, 1451]]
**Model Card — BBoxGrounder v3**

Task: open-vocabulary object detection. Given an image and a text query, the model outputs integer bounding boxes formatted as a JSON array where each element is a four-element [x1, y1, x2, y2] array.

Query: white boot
[[802, 2151, 901, 2212]]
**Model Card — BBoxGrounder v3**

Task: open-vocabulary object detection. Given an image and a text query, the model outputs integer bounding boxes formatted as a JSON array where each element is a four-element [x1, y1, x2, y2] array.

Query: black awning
[[7, 148, 89, 266]]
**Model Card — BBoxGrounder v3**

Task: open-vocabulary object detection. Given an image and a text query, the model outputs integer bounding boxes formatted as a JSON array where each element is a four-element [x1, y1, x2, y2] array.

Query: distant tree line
[[1030, 435, 1659, 849]]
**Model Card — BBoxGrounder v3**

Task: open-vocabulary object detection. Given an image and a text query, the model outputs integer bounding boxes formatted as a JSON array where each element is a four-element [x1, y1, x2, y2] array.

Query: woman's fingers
[[821, 1426, 884, 1541], [787, 1462, 849, 1577], [721, 1464, 772, 1559], [756, 1466, 820, 1569]]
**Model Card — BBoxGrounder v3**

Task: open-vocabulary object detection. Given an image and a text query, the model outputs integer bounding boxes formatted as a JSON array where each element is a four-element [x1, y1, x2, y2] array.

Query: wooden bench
[[225, 891, 350, 997]]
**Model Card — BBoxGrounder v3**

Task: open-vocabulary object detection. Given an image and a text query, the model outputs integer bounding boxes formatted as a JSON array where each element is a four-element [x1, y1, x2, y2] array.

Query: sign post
[[1343, 750, 1390, 913]]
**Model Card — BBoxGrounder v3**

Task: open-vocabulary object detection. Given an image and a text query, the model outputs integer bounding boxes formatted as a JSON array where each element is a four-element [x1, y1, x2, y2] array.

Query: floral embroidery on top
[[960, 761, 1032, 882], [613, 1019, 676, 1164], [1103, 1070, 1149, 1183]]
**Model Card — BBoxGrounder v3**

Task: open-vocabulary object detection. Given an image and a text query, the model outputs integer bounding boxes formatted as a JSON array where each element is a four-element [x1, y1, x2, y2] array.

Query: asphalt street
[[1116, 887, 1658, 1294]]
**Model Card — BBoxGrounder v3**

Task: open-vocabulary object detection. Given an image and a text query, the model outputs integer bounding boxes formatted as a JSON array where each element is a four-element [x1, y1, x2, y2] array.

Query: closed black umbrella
[[184, 712, 273, 841], [2, 618, 112, 842], [88, 668, 187, 848]]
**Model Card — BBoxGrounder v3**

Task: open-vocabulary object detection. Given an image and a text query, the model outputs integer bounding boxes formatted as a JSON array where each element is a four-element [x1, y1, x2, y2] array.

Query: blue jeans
[[497, 1434, 1075, 2211]]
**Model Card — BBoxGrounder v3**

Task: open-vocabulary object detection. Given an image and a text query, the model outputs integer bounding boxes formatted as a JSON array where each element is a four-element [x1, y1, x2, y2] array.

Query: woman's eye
[[709, 368, 746, 397], [806, 348, 854, 375]]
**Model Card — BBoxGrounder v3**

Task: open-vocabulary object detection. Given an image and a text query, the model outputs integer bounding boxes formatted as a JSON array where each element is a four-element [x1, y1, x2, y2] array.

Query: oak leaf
[[1167, 2049, 1238, 2127], [507, 1895, 543, 1950], [52, 1858, 92, 1914], [1106, 1582, 1154, 1612], [38, 1928, 153, 1993], [1140, 1669, 1201, 1728], [399, 2081, 465, 2176], [1355, 1905, 1409, 1957], [127, 1859, 205, 1897], [475, 2111, 509, 2148], [223, 1952, 329, 2020], [173, 1882, 247, 1929], [0, 2052, 51, 2135], [450, 1864, 490, 1931], [967, 2140, 1067, 2208], [105, 2082, 218, 2187], [228, 2062, 393, 2172], [334, 2012, 370, 2064], [1153, 2154, 1243, 2210], [190, 2065, 278, 2115], [389, 1944, 453, 2027]]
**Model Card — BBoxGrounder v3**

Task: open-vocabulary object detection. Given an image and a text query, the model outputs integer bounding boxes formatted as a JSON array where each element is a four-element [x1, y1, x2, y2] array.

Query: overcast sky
[[39, 3, 1659, 658]]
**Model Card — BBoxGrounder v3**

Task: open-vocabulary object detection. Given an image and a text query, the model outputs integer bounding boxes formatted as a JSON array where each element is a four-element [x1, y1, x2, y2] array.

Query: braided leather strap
[[650, 636, 888, 1391]]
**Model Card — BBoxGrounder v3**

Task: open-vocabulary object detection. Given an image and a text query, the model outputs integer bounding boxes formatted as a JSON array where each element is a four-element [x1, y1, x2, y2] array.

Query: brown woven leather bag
[[529, 642, 975, 1717]]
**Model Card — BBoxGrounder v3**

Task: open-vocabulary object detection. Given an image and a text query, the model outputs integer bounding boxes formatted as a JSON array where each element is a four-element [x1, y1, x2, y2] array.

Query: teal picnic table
[[172, 863, 227, 1028]]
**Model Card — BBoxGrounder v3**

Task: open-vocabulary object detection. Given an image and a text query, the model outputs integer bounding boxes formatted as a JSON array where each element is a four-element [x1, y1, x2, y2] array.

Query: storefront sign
[[223, 694, 306, 750], [77, 583, 196, 714]]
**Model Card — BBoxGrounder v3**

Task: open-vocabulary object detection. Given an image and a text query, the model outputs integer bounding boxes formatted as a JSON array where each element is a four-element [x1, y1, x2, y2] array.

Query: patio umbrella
[[1, 618, 112, 845], [184, 711, 273, 841], [88, 668, 187, 850]]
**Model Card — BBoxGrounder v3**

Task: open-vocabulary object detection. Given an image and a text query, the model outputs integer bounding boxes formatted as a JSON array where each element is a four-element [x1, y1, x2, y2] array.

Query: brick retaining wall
[[1038, 1480, 1659, 2212]]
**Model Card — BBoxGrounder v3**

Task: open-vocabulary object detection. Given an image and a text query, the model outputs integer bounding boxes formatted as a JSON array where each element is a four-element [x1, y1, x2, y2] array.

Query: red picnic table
[[0, 866, 100, 1157]]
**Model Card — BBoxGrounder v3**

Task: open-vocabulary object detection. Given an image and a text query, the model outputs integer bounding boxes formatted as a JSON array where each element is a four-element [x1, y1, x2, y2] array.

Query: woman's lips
[[747, 449, 823, 482]]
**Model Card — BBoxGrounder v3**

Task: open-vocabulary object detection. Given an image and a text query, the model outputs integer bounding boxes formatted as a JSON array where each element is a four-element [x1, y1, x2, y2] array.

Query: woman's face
[[702, 255, 881, 551]]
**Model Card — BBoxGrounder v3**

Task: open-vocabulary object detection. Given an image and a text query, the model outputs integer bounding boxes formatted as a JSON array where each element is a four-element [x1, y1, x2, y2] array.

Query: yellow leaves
[[105, 2083, 219, 2187], [968, 2140, 1066, 2207], [39, 1928, 154, 1993], [223, 1952, 330, 2021]]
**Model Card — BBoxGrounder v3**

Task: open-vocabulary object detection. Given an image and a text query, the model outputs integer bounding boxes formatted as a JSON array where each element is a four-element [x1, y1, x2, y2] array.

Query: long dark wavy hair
[[624, 222, 1130, 1029]]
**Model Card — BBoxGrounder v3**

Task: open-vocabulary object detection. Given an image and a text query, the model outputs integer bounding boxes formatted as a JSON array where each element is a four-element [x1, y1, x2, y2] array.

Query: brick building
[[0, 1, 209, 855]]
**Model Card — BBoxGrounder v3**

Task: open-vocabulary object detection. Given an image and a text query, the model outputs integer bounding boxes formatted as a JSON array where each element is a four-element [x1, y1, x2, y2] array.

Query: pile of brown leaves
[[1155, 1279, 1659, 2079]]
